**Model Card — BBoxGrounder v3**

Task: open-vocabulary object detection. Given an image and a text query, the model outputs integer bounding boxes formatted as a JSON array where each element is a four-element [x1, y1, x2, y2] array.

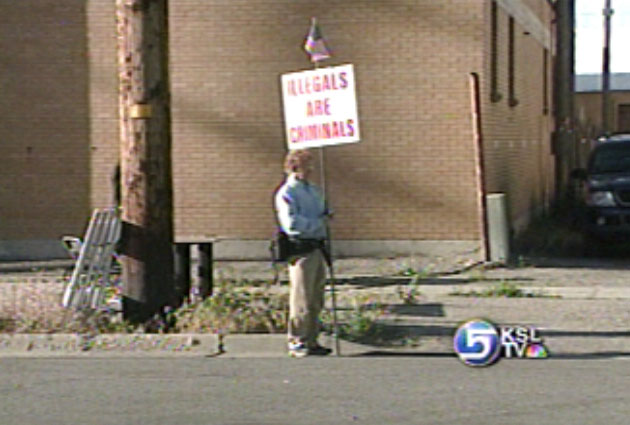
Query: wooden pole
[[116, 0, 175, 323]]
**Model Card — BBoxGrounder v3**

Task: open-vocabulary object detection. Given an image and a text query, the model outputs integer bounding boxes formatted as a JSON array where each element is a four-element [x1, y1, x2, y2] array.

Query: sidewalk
[[215, 255, 630, 300], [0, 255, 629, 358]]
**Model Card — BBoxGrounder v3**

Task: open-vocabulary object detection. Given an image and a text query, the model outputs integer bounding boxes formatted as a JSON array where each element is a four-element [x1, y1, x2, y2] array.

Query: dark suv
[[572, 134, 630, 242]]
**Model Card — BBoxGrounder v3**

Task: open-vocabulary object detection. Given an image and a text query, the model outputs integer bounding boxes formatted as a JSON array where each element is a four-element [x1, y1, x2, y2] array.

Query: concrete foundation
[[0, 239, 482, 262], [0, 240, 70, 262]]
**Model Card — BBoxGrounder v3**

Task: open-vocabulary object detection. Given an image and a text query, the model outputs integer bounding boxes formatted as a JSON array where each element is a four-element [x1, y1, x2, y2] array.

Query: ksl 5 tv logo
[[453, 318, 549, 367]]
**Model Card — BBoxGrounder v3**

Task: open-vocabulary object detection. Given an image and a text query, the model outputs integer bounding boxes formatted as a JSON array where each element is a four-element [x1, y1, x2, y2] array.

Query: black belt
[[289, 238, 325, 255], [294, 238, 325, 244], [290, 238, 330, 266]]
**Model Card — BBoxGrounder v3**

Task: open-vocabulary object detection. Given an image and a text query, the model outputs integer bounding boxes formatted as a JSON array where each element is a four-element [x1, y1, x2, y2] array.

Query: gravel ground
[[0, 255, 629, 348], [2, 254, 630, 308]]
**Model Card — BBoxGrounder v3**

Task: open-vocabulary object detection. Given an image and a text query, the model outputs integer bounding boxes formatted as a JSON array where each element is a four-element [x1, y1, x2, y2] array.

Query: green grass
[[321, 293, 389, 344], [396, 279, 422, 305], [172, 281, 289, 334], [449, 281, 558, 298], [396, 266, 432, 279], [0, 277, 391, 343]]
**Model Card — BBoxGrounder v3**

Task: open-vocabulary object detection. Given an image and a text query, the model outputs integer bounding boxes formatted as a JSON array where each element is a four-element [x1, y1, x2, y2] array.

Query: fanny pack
[[291, 238, 324, 254], [270, 230, 325, 263]]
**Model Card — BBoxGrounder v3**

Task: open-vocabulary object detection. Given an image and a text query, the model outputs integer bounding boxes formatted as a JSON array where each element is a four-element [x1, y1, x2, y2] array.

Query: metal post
[[319, 147, 341, 356], [469, 73, 490, 262], [486, 194, 511, 263], [602, 0, 613, 136], [309, 18, 339, 355], [554, 0, 576, 200], [173, 243, 191, 306], [198, 243, 213, 298]]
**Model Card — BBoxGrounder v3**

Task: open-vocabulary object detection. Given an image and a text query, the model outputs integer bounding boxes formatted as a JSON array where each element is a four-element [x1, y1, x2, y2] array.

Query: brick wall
[[87, 0, 119, 211], [0, 0, 556, 258], [0, 0, 90, 240], [575, 91, 630, 167], [480, 0, 555, 231], [576, 91, 630, 134], [168, 0, 485, 242]]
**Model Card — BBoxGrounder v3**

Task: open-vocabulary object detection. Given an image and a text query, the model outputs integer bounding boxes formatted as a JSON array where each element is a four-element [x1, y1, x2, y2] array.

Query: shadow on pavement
[[377, 324, 455, 337], [542, 330, 630, 338], [522, 256, 630, 270], [334, 277, 412, 287], [344, 324, 630, 351], [546, 351, 630, 360], [369, 324, 630, 339], [353, 351, 457, 358], [352, 351, 630, 360], [386, 303, 446, 317], [330, 302, 448, 317], [334, 276, 534, 288]]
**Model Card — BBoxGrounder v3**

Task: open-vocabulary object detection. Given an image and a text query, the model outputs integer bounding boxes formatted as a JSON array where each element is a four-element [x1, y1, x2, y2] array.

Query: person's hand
[[322, 208, 334, 219]]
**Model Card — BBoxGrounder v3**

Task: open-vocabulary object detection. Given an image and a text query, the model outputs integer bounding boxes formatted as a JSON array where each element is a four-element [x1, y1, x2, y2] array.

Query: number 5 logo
[[453, 319, 501, 367]]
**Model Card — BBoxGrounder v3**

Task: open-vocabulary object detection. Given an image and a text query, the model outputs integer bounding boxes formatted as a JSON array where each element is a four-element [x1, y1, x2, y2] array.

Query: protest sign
[[280, 63, 360, 150]]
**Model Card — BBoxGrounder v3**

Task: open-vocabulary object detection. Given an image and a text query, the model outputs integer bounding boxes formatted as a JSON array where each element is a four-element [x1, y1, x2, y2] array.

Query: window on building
[[543, 48, 549, 115], [618, 104, 630, 132], [490, 1, 502, 103], [508, 16, 518, 107]]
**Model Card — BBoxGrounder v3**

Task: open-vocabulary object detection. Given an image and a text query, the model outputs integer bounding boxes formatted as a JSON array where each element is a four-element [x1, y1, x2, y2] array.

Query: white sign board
[[280, 63, 360, 150]]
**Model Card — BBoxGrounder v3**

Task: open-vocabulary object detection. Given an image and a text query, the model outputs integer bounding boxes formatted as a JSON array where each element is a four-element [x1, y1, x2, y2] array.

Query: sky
[[575, 0, 630, 74]]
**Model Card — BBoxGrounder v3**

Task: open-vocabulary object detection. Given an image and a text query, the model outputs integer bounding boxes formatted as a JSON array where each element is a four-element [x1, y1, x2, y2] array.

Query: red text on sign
[[306, 98, 331, 117]]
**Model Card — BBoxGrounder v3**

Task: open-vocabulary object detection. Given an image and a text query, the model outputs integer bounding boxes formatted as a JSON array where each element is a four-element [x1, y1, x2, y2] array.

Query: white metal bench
[[62, 208, 122, 311]]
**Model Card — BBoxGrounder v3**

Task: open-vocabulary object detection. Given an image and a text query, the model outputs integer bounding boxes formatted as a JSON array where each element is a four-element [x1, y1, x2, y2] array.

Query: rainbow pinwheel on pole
[[304, 17, 331, 63]]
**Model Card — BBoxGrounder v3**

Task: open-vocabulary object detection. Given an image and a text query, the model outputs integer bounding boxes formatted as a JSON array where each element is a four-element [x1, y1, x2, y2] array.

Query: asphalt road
[[1, 356, 629, 425]]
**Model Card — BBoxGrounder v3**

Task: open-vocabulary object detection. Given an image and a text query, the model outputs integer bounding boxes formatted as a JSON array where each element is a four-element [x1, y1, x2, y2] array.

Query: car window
[[590, 144, 630, 174]]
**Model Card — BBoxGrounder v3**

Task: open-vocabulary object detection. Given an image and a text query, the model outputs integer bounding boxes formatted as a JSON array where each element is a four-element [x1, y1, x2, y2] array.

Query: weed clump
[[449, 281, 555, 298]]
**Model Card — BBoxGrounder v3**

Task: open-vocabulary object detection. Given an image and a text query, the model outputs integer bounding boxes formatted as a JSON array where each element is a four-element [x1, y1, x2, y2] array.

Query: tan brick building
[[574, 73, 630, 168], [0, 0, 555, 260], [575, 73, 630, 133]]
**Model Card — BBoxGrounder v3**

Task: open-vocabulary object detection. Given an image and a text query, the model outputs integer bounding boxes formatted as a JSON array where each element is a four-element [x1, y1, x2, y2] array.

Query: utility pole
[[602, 0, 613, 136], [116, 0, 175, 323], [554, 0, 576, 201]]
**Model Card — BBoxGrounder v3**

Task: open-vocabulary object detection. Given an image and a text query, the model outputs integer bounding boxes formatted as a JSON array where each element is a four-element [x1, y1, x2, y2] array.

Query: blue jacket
[[275, 174, 327, 240]]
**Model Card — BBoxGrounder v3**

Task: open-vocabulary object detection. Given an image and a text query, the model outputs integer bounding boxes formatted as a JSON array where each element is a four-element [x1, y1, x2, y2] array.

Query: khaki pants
[[288, 248, 327, 346]]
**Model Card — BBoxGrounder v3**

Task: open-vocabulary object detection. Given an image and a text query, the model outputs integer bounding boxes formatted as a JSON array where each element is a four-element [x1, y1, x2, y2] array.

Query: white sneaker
[[288, 341, 308, 358]]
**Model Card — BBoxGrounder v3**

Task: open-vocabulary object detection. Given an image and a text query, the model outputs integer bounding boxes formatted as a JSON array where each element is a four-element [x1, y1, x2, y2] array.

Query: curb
[[0, 260, 74, 273], [1, 332, 627, 359], [0, 334, 219, 357], [0, 333, 447, 358]]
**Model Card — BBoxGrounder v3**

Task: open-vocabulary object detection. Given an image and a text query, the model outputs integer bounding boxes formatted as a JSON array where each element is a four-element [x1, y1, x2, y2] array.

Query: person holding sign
[[274, 149, 332, 358]]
